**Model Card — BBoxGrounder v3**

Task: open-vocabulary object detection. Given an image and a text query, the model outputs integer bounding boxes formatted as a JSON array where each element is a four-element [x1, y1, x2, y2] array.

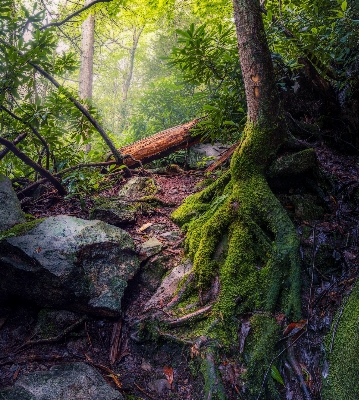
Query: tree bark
[[79, 0, 95, 100], [118, 118, 201, 166]]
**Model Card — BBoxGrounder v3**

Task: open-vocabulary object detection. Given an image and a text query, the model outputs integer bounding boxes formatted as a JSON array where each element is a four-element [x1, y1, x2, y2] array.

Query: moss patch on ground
[[323, 281, 359, 399]]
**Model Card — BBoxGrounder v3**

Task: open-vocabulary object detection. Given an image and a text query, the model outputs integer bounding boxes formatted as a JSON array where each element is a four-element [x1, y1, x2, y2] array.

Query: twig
[[255, 331, 305, 400], [109, 318, 122, 365], [134, 382, 156, 400], [167, 305, 212, 328], [40, 0, 113, 30]]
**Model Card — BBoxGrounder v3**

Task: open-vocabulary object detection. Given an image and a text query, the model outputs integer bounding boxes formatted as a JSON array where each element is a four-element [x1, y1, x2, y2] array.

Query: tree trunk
[[171, 0, 302, 397], [79, 0, 95, 100]]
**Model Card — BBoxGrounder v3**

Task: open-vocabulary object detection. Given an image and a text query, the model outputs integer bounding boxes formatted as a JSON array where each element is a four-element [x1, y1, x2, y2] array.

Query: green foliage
[[0, 1, 109, 190], [265, 0, 359, 89], [167, 23, 246, 143]]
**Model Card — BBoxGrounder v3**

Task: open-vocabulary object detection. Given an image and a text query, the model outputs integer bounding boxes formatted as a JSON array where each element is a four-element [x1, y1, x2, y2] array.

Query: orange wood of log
[[118, 118, 202, 166]]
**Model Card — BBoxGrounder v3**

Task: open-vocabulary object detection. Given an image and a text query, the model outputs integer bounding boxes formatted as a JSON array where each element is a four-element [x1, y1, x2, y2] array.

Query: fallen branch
[[205, 141, 240, 173], [0, 136, 66, 195]]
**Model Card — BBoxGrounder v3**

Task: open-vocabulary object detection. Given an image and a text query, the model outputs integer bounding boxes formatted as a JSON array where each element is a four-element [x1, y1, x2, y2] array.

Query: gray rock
[[139, 237, 163, 261], [0, 386, 35, 400], [188, 143, 230, 169], [144, 260, 192, 311], [14, 362, 123, 400], [0, 174, 25, 233], [140, 255, 169, 292], [0, 216, 139, 317], [118, 177, 158, 199], [89, 204, 136, 227]]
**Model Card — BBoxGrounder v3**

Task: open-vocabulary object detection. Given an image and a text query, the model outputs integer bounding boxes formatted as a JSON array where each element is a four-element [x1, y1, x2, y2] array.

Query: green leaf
[[341, 1, 347, 11], [271, 365, 284, 385]]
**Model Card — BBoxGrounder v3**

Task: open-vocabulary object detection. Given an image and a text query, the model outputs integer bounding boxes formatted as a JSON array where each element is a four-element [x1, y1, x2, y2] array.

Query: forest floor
[[0, 140, 359, 400]]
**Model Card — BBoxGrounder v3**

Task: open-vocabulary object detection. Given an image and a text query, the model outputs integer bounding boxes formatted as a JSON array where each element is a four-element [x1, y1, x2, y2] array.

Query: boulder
[[0, 216, 139, 317], [9, 362, 123, 400], [118, 177, 158, 199], [0, 174, 25, 233]]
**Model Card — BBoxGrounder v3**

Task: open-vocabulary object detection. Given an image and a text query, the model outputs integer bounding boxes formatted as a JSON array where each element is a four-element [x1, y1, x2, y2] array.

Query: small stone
[[148, 379, 171, 395], [139, 237, 163, 260]]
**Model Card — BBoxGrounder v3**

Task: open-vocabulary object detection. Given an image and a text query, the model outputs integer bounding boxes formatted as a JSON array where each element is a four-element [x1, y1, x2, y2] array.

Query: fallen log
[[15, 118, 203, 196], [118, 118, 203, 167]]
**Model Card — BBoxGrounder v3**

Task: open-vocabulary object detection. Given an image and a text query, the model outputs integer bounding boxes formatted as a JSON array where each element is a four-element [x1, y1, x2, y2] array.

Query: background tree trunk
[[79, 0, 95, 100]]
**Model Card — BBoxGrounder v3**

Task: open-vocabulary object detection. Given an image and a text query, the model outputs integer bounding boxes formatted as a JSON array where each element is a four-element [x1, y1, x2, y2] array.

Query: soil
[[0, 142, 359, 399]]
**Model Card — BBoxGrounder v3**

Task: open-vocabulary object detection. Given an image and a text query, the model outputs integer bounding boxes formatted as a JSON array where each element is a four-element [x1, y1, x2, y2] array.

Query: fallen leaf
[[163, 366, 174, 387], [283, 320, 307, 337], [139, 222, 152, 232]]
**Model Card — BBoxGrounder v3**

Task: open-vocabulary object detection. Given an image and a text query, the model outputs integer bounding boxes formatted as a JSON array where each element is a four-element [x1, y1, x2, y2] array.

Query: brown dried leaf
[[283, 320, 307, 337], [163, 366, 174, 387], [139, 222, 152, 232]]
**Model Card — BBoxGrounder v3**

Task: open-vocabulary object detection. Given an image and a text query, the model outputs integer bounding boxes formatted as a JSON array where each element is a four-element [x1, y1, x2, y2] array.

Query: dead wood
[[117, 118, 203, 167]]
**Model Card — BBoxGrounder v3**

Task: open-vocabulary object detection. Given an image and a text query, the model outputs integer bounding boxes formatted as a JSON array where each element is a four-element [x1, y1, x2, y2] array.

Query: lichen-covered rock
[[0, 173, 25, 233], [323, 281, 359, 399], [89, 203, 136, 227], [0, 216, 139, 317], [118, 177, 158, 199], [13, 362, 123, 400]]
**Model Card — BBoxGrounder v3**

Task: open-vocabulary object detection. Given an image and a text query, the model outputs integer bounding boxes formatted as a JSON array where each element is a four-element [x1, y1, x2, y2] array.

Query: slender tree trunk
[[79, 0, 95, 100], [122, 26, 144, 102]]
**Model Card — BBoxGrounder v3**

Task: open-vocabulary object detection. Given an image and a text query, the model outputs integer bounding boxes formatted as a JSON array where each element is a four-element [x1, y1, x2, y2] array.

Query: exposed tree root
[[170, 122, 302, 396]]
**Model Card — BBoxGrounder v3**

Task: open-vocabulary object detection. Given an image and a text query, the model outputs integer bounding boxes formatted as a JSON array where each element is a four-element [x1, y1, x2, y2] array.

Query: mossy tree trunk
[[171, 0, 302, 396]]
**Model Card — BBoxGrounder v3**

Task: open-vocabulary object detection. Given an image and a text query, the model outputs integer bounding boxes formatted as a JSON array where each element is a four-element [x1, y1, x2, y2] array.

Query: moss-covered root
[[201, 346, 227, 400], [245, 314, 281, 399], [323, 281, 359, 399]]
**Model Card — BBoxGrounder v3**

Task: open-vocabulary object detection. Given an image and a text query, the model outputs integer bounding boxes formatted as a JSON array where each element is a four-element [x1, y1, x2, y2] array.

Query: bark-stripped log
[[118, 118, 202, 166]]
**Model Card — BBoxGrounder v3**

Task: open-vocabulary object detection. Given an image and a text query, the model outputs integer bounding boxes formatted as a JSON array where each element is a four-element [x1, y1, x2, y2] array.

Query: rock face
[[0, 216, 139, 317], [0, 363, 123, 400], [0, 174, 25, 233]]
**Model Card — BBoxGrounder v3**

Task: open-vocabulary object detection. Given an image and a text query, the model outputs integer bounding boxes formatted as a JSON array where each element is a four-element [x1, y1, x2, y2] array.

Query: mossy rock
[[291, 194, 324, 220], [118, 177, 158, 199], [89, 203, 136, 227], [268, 148, 317, 178], [322, 281, 359, 399]]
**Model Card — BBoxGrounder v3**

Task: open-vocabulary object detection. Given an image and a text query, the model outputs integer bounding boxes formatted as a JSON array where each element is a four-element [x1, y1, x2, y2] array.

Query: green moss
[[268, 148, 317, 177], [245, 314, 281, 399], [0, 218, 44, 240], [170, 120, 301, 394], [322, 282, 359, 399]]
